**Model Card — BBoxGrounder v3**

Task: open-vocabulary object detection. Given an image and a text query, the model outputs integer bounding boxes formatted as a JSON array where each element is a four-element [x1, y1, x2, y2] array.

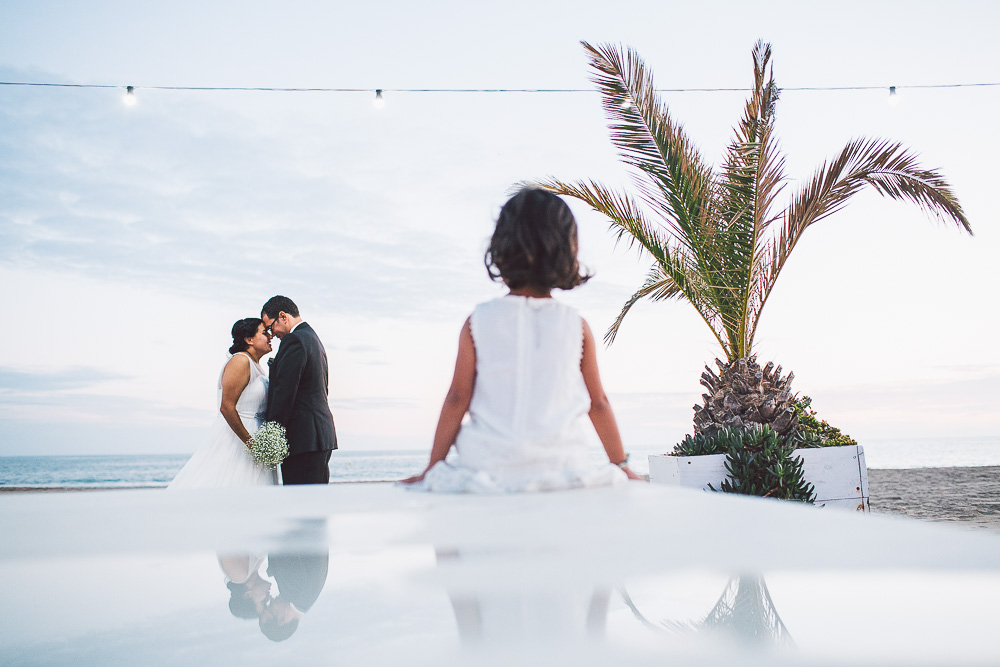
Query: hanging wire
[[1, 81, 999, 93]]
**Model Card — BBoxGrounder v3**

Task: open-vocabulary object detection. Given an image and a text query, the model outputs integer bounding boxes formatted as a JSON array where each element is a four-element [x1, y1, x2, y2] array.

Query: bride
[[169, 318, 279, 489]]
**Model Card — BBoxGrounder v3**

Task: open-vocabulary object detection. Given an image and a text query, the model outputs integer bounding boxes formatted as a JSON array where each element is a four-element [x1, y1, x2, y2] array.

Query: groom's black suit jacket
[[267, 551, 329, 613], [266, 322, 337, 456]]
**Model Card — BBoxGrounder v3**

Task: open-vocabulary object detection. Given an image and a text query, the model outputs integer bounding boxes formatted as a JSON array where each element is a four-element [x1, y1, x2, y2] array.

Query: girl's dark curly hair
[[484, 188, 591, 291], [229, 318, 263, 355]]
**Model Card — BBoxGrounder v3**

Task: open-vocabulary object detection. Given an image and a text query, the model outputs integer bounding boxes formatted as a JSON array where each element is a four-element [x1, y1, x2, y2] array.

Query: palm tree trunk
[[692, 355, 798, 437]]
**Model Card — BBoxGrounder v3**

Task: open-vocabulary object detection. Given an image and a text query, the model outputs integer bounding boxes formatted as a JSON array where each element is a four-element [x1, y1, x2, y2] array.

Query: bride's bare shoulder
[[222, 352, 252, 380], [226, 352, 252, 368]]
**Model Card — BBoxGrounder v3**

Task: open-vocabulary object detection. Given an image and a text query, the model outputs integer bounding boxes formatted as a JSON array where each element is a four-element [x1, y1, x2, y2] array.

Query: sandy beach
[[868, 466, 1000, 531], [3, 467, 998, 531]]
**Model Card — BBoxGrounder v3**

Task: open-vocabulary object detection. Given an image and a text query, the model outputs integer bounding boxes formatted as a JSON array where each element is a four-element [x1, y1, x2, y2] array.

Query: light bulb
[[124, 85, 137, 106], [888, 86, 899, 105], [373, 89, 385, 109]]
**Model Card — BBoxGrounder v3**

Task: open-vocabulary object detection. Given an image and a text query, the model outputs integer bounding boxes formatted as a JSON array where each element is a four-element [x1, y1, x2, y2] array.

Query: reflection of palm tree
[[698, 575, 792, 647], [621, 575, 791, 648]]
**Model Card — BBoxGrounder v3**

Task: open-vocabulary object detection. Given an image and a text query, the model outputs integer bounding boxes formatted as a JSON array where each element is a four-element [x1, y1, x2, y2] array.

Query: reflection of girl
[[169, 319, 278, 489], [403, 188, 642, 492]]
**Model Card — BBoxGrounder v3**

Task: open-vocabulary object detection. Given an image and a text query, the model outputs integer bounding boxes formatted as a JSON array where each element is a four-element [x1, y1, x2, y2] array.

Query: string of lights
[[3, 80, 1000, 93], [2, 79, 998, 108]]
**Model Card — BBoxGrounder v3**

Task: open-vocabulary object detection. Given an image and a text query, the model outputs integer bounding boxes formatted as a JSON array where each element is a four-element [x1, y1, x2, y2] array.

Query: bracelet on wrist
[[614, 453, 630, 468]]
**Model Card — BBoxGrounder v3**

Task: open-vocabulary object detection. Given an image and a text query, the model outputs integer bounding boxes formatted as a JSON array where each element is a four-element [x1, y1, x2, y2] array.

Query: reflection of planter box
[[648, 444, 869, 512]]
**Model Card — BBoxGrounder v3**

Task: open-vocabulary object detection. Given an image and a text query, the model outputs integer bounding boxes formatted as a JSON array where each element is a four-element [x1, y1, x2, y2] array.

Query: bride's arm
[[220, 355, 253, 444], [400, 318, 476, 484]]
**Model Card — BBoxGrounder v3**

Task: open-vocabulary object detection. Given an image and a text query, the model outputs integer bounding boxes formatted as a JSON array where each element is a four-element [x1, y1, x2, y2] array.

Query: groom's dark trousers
[[281, 451, 333, 485], [266, 322, 338, 485]]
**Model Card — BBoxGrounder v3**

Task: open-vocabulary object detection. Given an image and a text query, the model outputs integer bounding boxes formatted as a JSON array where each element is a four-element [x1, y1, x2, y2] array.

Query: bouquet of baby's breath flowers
[[247, 421, 288, 470]]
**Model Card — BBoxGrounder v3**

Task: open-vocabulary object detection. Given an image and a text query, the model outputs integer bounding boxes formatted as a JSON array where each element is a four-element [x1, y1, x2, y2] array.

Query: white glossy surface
[[2, 483, 999, 664]]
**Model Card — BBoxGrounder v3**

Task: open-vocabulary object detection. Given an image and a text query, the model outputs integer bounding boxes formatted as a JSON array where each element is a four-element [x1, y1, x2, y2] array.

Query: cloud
[[0, 63, 649, 331], [0, 366, 129, 392], [0, 68, 497, 321], [788, 373, 1000, 439], [0, 388, 207, 425], [0, 382, 211, 455], [0, 365, 206, 433]]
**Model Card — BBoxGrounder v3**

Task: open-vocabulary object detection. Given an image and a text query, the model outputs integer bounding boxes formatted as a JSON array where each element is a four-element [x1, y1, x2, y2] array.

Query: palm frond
[[605, 262, 731, 356], [538, 41, 970, 365], [581, 41, 714, 247], [530, 176, 672, 265], [748, 137, 972, 345], [787, 138, 969, 236], [719, 42, 778, 229], [605, 265, 682, 345], [709, 41, 789, 358], [718, 41, 786, 237]]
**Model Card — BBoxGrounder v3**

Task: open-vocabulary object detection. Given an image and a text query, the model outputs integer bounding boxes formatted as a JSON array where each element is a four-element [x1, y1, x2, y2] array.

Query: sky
[[1, 0, 998, 456]]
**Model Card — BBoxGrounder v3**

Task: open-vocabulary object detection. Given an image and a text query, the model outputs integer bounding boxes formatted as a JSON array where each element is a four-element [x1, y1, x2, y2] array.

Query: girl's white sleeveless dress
[[168, 353, 279, 489], [417, 295, 627, 493]]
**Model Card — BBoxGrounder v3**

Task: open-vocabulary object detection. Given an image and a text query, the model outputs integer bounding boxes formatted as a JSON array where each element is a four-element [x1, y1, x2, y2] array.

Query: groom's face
[[263, 312, 289, 339]]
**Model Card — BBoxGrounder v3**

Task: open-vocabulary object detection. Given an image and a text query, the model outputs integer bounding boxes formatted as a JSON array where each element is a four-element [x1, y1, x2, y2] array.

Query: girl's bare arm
[[580, 318, 644, 481]]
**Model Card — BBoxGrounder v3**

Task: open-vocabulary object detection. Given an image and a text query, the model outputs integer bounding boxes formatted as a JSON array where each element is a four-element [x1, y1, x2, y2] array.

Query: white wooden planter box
[[649, 444, 869, 512]]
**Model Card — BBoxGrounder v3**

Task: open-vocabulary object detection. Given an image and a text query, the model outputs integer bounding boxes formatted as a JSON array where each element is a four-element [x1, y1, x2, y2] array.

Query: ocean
[[1, 438, 998, 489], [0, 450, 428, 489]]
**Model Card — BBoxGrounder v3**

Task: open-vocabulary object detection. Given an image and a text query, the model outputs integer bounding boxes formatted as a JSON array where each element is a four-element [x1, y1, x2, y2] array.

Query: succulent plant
[[711, 425, 816, 502], [673, 424, 816, 503]]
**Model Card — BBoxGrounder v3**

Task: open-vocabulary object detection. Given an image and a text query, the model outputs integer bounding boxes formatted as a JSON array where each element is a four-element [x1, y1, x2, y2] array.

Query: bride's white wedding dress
[[168, 353, 278, 489]]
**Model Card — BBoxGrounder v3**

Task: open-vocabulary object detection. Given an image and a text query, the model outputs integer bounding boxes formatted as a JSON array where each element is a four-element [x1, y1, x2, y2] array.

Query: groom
[[261, 296, 337, 484]]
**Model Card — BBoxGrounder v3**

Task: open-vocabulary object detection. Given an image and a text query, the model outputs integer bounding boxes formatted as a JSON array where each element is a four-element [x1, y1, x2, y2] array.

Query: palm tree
[[536, 41, 971, 438]]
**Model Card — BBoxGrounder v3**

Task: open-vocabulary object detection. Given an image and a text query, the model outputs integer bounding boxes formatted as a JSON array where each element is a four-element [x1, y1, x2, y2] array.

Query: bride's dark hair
[[229, 318, 263, 355], [226, 581, 258, 619]]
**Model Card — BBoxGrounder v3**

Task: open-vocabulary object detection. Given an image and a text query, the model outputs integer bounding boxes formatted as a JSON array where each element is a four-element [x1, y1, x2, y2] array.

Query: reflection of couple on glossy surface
[[219, 550, 329, 642]]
